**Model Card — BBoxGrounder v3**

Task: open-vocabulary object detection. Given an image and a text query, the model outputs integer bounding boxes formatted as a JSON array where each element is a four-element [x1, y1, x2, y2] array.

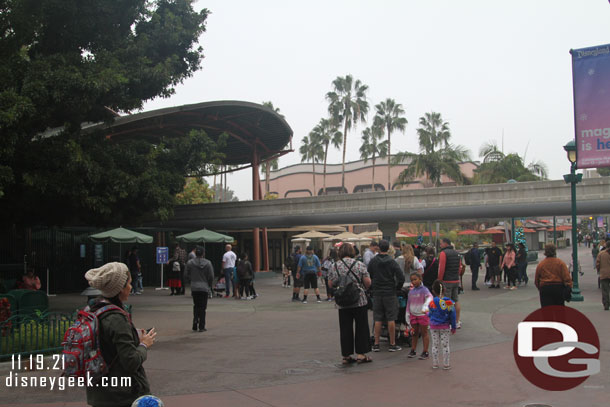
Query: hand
[[296, 274, 300, 280], [140, 327, 157, 348]]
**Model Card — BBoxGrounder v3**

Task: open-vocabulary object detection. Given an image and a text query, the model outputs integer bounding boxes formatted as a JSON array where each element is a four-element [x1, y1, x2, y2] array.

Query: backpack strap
[[340, 259, 363, 287]]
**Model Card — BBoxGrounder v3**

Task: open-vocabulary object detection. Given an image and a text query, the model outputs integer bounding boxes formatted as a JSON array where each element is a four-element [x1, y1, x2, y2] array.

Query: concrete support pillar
[[378, 222, 399, 243]]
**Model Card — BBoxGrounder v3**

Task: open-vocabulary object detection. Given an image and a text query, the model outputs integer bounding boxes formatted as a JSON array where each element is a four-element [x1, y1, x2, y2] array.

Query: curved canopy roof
[[89, 100, 293, 165]]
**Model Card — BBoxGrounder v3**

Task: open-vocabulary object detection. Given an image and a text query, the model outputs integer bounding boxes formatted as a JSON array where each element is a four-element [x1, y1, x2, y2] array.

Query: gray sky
[[143, 0, 610, 201]]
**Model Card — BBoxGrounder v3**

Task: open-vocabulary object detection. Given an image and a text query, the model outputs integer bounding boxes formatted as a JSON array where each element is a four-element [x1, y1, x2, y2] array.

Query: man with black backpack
[[367, 239, 405, 352]]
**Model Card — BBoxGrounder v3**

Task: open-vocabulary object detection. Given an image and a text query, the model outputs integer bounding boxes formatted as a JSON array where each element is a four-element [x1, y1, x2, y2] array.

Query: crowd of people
[[79, 234, 608, 406]]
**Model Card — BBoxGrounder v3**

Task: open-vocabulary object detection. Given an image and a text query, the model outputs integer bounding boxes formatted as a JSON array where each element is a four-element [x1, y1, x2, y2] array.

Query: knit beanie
[[85, 262, 130, 298]]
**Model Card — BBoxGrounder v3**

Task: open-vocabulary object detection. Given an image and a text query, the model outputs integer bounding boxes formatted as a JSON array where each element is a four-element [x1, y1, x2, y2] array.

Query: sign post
[[155, 247, 169, 290]]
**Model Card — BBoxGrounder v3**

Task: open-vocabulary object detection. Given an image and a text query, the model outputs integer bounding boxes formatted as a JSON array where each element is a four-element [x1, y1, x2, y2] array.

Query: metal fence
[[0, 311, 75, 361]]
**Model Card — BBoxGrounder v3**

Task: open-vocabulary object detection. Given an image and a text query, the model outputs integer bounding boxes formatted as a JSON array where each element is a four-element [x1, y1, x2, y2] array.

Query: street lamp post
[[563, 140, 584, 301]]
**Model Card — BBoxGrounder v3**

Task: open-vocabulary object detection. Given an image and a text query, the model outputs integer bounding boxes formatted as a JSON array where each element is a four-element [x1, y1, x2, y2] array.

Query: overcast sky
[[143, 0, 610, 201]]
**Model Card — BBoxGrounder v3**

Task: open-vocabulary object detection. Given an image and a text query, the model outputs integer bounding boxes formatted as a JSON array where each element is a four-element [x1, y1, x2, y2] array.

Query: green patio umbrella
[[89, 227, 154, 244], [175, 229, 234, 244]]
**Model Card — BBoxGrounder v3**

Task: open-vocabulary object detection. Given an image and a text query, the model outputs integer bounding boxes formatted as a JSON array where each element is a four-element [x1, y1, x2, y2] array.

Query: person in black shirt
[[486, 241, 503, 289]]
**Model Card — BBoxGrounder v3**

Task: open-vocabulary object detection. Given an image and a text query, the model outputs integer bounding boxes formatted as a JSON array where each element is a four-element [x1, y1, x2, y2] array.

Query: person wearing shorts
[[405, 272, 433, 359], [296, 246, 322, 303], [367, 239, 405, 352]]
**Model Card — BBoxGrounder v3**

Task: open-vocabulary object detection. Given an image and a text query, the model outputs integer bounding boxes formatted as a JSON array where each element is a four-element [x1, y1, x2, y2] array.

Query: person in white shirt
[[221, 244, 237, 298], [363, 241, 379, 266]]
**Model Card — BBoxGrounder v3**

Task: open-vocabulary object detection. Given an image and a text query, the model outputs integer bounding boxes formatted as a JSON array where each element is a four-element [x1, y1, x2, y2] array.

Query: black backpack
[[464, 249, 472, 266], [333, 260, 362, 308], [285, 254, 296, 272]]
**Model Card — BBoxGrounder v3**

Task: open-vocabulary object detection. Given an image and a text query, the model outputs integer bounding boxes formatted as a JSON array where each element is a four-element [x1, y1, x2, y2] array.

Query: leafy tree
[[211, 183, 239, 202], [309, 117, 342, 195], [596, 167, 610, 176], [474, 141, 548, 183], [0, 0, 209, 225], [299, 134, 324, 196], [175, 177, 214, 205], [393, 112, 470, 187], [326, 75, 369, 192], [373, 98, 407, 191], [359, 125, 388, 192]]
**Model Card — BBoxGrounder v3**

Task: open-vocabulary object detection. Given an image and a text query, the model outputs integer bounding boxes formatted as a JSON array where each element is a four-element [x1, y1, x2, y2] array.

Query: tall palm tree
[[326, 74, 369, 193], [309, 117, 342, 195], [359, 125, 388, 191], [261, 101, 284, 196], [373, 98, 407, 191], [260, 159, 279, 196], [299, 134, 324, 196], [393, 112, 470, 187]]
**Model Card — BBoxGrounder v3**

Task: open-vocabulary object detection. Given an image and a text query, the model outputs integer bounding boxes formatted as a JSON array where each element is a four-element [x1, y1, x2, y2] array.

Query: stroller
[[213, 277, 226, 297]]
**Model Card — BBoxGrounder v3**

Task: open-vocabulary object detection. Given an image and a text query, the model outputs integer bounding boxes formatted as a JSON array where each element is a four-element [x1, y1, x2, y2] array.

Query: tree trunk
[[312, 161, 316, 196], [323, 143, 328, 195], [341, 118, 348, 194], [387, 125, 391, 191], [372, 156, 376, 191]]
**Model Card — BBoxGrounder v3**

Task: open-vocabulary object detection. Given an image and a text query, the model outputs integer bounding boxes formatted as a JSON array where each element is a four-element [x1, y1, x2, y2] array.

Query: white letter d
[[518, 322, 577, 357]]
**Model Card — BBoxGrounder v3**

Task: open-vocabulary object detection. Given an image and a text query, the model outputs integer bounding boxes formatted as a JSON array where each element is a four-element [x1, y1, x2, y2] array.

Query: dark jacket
[[86, 301, 150, 407], [367, 253, 405, 296], [187, 257, 214, 293], [423, 257, 439, 289], [438, 246, 460, 283], [237, 259, 254, 280]]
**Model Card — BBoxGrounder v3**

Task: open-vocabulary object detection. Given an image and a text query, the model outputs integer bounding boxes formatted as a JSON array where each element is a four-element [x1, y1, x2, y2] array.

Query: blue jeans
[[133, 273, 143, 292], [223, 268, 234, 296]]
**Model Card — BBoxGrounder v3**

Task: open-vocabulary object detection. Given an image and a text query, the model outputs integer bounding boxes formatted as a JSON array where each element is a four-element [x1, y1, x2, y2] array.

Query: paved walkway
[[2, 246, 608, 407]]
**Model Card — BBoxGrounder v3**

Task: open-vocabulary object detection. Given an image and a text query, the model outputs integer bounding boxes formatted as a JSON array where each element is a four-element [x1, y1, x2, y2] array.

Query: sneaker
[[494, 285, 501, 289], [510, 286, 517, 291], [241, 297, 247, 300], [224, 295, 230, 298], [135, 292, 142, 295], [456, 321, 462, 329], [443, 365, 452, 370], [316, 299, 322, 303], [419, 351, 429, 360], [302, 299, 308, 304], [247, 296, 253, 300], [372, 344, 380, 352], [198, 328, 207, 332], [291, 297, 298, 302], [407, 350, 417, 358], [388, 344, 402, 352], [472, 287, 480, 291], [503, 285, 510, 289], [488, 285, 496, 289], [432, 365, 439, 369]]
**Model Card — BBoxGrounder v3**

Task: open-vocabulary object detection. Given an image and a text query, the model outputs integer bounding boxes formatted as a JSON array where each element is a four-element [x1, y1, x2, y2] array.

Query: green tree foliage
[[597, 167, 610, 176], [211, 183, 239, 202], [373, 98, 407, 190], [299, 134, 324, 196], [0, 0, 210, 225], [393, 112, 470, 187], [326, 75, 369, 193], [359, 125, 388, 191], [309, 117, 342, 195], [175, 177, 214, 205], [474, 141, 548, 184]]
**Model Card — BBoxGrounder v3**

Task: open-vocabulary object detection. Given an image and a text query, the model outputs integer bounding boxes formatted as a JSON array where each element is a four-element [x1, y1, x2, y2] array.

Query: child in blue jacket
[[428, 280, 457, 370]]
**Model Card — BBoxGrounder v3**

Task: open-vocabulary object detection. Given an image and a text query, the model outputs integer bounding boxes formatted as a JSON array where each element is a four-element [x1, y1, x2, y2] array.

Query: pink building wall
[[261, 158, 478, 199]]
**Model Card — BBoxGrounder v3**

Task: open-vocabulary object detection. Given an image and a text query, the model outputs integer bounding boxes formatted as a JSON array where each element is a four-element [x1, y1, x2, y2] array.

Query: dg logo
[[513, 306, 600, 391]]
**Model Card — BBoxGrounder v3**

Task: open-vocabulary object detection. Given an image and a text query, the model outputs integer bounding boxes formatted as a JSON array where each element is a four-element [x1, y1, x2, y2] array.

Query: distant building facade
[[262, 156, 478, 198]]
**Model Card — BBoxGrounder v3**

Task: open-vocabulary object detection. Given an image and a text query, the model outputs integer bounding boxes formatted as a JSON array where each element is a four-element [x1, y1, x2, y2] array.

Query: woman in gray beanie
[[84, 262, 156, 407]]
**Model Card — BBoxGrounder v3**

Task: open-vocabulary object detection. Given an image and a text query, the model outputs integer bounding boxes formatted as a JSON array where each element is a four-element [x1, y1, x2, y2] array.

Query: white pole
[[46, 267, 56, 297], [156, 262, 168, 290]]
